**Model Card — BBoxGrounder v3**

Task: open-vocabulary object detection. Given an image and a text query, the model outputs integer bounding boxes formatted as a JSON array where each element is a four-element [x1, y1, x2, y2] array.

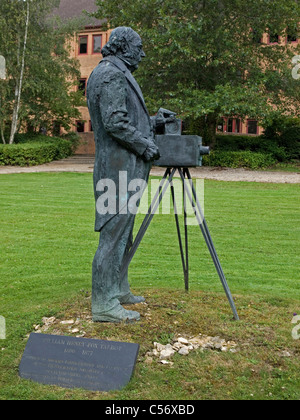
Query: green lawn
[[267, 160, 300, 172], [0, 172, 299, 400]]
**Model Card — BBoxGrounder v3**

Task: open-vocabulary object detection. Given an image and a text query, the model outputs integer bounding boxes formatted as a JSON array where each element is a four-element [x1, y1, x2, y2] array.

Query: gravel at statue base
[[145, 334, 239, 365]]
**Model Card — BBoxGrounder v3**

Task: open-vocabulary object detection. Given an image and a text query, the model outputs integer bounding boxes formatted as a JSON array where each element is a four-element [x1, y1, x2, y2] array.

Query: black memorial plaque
[[19, 333, 139, 392]]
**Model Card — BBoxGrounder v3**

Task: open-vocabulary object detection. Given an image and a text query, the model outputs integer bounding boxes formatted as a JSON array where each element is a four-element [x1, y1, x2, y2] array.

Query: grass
[[0, 172, 299, 400], [267, 160, 300, 172]]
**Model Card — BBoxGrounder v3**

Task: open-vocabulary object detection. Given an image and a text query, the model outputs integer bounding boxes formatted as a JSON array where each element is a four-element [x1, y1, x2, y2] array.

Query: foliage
[[15, 132, 80, 153], [0, 135, 73, 166], [262, 114, 300, 139], [0, 0, 84, 144], [202, 150, 276, 169], [59, 132, 81, 152], [92, 0, 300, 145], [279, 126, 300, 159], [215, 134, 288, 161]]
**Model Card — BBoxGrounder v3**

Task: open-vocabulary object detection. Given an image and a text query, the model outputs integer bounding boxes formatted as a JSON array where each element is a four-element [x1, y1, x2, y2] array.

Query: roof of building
[[53, 0, 104, 28]]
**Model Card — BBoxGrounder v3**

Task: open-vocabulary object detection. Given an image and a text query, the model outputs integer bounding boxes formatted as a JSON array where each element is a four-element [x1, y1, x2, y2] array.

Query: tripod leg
[[170, 176, 189, 291], [185, 169, 229, 286], [183, 171, 189, 291], [120, 167, 177, 279], [180, 168, 239, 321], [126, 167, 170, 258]]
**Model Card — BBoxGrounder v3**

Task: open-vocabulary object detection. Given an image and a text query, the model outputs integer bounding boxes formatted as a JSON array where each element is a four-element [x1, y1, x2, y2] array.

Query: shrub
[[262, 116, 300, 139], [53, 138, 73, 160], [59, 132, 81, 153], [202, 151, 276, 170], [215, 135, 255, 151], [215, 134, 287, 162], [279, 127, 300, 159], [0, 137, 73, 166]]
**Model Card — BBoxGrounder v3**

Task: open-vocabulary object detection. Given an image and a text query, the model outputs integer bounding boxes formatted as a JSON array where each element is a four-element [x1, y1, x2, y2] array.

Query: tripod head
[[154, 110, 210, 167]]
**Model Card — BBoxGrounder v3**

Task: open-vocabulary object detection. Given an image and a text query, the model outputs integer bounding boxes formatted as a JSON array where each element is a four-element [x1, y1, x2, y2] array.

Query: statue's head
[[101, 27, 145, 72]]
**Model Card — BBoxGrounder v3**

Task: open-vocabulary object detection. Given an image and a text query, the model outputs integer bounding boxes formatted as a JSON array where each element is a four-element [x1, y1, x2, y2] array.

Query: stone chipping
[[145, 334, 239, 365]]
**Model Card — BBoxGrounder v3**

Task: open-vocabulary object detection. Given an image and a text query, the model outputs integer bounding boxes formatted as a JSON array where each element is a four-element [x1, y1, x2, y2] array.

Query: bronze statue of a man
[[87, 27, 168, 322]]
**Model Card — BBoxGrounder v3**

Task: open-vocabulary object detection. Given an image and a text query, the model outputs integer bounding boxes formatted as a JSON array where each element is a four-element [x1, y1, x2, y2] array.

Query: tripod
[[121, 167, 239, 321]]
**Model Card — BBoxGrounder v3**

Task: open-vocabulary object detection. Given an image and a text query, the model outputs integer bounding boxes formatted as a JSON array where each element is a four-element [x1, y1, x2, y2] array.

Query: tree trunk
[[1, 126, 5, 144], [9, 1, 30, 145], [205, 113, 218, 149], [187, 114, 217, 148], [0, 96, 6, 143]]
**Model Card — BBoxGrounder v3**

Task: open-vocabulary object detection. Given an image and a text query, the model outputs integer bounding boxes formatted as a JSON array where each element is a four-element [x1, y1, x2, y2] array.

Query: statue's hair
[[101, 27, 140, 57]]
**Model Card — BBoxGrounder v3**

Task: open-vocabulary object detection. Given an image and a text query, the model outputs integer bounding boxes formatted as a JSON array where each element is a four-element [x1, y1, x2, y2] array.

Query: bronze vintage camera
[[154, 108, 210, 167]]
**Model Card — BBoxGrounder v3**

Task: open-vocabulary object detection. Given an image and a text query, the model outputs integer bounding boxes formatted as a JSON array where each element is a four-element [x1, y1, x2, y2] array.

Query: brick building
[[54, 0, 111, 153], [218, 31, 299, 136]]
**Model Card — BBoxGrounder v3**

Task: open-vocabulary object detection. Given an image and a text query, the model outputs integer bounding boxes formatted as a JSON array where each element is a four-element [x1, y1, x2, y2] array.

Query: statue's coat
[[87, 55, 153, 231]]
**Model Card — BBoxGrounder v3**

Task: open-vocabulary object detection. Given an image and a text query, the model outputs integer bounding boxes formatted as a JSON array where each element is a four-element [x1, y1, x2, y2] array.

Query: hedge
[[215, 134, 287, 161], [279, 126, 300, 159], [202, 150, 276, 170], [0, 138, 73, 166]]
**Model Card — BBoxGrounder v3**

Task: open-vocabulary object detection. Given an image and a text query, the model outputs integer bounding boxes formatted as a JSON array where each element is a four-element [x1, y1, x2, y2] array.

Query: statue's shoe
[[119, 293, 146, 305], [92, 304, 140, 323]]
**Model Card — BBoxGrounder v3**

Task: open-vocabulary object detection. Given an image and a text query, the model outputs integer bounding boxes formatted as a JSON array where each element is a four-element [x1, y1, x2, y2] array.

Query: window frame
[[268, 33, 280, 45], [78, 78, 87, 96], [217, 118, 225, 133], [286, 24, 299, 44], [92, 34, 103, 55], [76, 120, 85, 133], [227, 118, 233, 133], [286, 35, 299, 44], [235, 118, 241, 134], [78, 35, 88, 55], [247, 119, 258, 135]]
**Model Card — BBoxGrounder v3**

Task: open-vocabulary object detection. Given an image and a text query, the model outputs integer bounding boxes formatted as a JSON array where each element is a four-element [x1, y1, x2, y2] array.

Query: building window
[[79, 36, 88, 55], [252, 29, 262, 44], [226, 118, 241, 134], [93, 35, 102, 54], [52, 122, 61, 136], [78, 78, 87, 96], [268, 33, 279, 44], [287, 34, 298, 43], [227, 118, 233, 133], [217, 118, 224, 132], [76, 121, 85, 133], [247, 120, 258, 135], [89, 121, 93, 132], [235, 119, 241, 133], [287, 25, 298, 43]]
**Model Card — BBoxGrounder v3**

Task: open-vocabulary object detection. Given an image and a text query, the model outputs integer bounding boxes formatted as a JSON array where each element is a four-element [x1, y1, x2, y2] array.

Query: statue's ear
[[120, 39, 129, 55]]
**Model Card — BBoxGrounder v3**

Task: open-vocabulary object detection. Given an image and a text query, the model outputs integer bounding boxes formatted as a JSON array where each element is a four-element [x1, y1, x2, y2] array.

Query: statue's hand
[[143, 143, 160, 162]]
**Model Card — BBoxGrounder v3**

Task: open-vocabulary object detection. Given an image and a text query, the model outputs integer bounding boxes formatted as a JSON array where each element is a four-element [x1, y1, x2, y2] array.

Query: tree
[[9, 0, 30, 145], [0, 0, 84, 144], [92, 0, 300, 145]]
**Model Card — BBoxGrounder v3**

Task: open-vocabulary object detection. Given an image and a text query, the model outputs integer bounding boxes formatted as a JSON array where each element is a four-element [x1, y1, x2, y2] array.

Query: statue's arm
[[100, 71, 153, 157]]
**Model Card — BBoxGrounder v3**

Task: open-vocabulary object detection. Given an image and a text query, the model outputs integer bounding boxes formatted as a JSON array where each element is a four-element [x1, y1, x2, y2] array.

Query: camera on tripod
[[125, 109, 239, 319], [154, 108, 210, 168]]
